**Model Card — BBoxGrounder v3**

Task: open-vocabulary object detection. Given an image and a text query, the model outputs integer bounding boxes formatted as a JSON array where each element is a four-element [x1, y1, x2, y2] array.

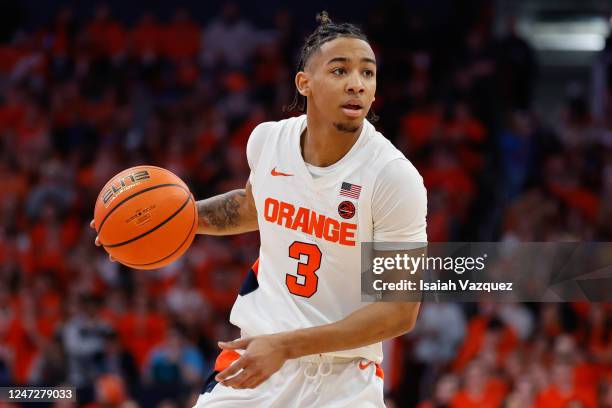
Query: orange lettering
[[339, 222, 357, 246], [278, 202, 295, 228], [308, 213, 326, 238], [324, 218, 340, 243], [264, 198, 279, 222], [264, 198, 358, 247], [291, 207, 310, 231]]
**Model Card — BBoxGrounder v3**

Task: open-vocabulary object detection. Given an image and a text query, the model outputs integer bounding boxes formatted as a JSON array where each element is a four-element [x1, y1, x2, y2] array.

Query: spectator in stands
[[162, 8, 200, 62], [410, 302, 466, 397], [503, 377, 536, 408], [498, 111, 536, 200], [0, 343, 11, 386], [145, 325, 206, 386], [100, 332, 139, 388], [201, 2, 260, 69], [451, 360, 507, 408], [534, 359, 597, 408], [165, 270, 208, 320], [600, 380, 612, 408], [61, 295, 114, 388], [29, 337, 67, 385], [417, 374, 459, 408]]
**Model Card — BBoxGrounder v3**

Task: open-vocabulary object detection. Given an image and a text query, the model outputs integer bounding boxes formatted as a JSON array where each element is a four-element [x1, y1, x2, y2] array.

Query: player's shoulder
[[376, 157, 424, 189], [248, 115, 304, 148], [250, 115, 305, 138], [247, 115, 305, 170]]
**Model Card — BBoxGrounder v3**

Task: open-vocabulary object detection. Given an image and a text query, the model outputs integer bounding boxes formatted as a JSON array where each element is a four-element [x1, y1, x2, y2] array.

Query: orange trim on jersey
[[214, 350, 240, 372], [375, 363, 384, 380], [359, 361, 373, 370], [252, 258, 260, 277]]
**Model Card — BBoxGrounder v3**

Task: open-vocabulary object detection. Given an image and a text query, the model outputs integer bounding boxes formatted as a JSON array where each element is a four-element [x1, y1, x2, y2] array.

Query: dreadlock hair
[[285, 11, 379, 123]]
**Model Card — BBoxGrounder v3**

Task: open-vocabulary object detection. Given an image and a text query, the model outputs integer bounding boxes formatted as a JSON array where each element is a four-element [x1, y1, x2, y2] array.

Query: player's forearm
[[196, 189, 258, 235], [277, 302, 420, 360]]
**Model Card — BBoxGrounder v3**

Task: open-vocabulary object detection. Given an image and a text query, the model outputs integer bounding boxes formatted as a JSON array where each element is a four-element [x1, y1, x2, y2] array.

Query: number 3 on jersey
[[286, 242, 322, 298]]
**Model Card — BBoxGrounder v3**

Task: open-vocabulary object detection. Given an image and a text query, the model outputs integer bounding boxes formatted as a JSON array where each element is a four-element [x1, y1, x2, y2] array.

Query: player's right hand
[[90, 220, 115, 262]]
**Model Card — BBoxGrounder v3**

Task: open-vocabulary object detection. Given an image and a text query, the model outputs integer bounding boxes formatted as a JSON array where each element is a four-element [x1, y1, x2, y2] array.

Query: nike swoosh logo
[[271, 167, 293, 177], [359, 361, 373, 370]]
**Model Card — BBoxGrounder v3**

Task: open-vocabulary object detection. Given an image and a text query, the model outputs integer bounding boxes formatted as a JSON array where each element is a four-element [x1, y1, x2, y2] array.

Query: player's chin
[[333, 120, 362, 133]]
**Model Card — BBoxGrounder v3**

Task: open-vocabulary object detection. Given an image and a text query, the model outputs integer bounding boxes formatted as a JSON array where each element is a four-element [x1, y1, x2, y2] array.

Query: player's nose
[[345, 71, 365, 94]]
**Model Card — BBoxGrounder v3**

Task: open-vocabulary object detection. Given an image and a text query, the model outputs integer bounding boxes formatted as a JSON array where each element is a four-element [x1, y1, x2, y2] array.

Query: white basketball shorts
[[194, 350, 385, 407]]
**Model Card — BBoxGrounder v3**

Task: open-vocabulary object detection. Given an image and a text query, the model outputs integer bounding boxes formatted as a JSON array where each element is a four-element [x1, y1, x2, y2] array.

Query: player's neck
[[301, 116, 363, 167]]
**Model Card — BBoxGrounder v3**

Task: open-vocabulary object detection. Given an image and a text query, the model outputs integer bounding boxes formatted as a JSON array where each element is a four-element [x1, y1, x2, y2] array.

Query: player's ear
[[295, 72, 310, 97]]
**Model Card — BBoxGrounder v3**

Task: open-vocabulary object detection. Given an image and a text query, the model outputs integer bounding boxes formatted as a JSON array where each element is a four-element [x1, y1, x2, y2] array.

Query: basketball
[[93, 165, 197, 270]]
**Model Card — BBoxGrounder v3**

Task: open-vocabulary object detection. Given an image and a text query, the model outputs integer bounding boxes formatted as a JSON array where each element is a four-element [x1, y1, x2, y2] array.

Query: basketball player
[[93, 12, 427, 407]]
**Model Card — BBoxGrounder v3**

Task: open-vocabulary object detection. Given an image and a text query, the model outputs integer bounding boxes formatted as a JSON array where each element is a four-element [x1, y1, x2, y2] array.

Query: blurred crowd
[[0, 1, 609, 407]]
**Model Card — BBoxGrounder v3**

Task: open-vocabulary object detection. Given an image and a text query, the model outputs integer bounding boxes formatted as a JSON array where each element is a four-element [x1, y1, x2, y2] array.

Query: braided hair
[[285, 11, 378, 122]]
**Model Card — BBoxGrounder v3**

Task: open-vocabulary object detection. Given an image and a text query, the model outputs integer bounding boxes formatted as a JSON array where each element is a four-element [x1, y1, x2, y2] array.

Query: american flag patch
[[340, 182, 362, 199]]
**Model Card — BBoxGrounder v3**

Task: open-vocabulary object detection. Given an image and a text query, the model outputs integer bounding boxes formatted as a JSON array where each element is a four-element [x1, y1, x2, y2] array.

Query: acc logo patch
[[338, 200, 356, 219]]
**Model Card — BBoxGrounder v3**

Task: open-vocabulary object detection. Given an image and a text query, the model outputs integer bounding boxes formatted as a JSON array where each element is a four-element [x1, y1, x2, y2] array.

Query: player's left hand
[[215, 335, 288, 389]]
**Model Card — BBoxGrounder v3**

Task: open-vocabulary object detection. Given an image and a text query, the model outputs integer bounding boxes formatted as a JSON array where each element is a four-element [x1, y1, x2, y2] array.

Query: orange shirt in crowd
[[87, 19, 127, 56], [451, 378, 507, 408], [426, 210, 451, 242], [162, 20, 200, 61], [534, 384, 597, 408], [0, 171, 27, 203], [453, 317, 518, 372], [0, 101, 25, 132], [548, 184, 600, 222], [423, 166, 475, 198], [130, 17, 163, 57], [400, 109, 442, 151], [422, 166, 475, 218], [443, 117, 486, 172], [0, 46, 26, 74], [1, 317, 39, 384], [116, 311, 167, 368]]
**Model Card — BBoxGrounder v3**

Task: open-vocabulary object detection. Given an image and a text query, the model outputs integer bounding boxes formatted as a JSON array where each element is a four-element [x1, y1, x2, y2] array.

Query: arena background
[[0, 0, 610, 407]]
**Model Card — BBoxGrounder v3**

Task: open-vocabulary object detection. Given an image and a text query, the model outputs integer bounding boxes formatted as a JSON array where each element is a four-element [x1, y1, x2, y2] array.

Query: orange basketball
[[93, 165, 197, 270]]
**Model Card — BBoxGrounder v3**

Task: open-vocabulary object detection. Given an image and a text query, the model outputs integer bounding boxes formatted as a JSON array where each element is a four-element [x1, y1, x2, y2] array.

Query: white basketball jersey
[[230, 115, 425, 363]]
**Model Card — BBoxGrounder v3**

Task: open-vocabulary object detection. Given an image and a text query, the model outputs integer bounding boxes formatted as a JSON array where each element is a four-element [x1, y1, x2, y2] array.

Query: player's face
[[298, 37, 377, 133]]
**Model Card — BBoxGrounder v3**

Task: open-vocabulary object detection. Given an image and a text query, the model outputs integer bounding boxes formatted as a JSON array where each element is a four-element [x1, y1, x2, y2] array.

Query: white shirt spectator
[[202, 17, 260, 69], [410, 302, 466, 364]]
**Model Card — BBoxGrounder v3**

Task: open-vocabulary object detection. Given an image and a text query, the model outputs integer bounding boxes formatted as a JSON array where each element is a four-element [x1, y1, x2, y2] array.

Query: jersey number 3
[[286, 242, 322, 298]]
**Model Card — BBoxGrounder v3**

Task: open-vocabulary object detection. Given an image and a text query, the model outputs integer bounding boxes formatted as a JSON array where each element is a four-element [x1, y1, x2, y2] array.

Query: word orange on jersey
[[264, 198, 357, 246]]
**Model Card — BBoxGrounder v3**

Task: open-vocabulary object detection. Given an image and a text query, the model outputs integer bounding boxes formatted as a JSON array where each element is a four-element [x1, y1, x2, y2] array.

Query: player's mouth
[[341, 100, 364, 118]]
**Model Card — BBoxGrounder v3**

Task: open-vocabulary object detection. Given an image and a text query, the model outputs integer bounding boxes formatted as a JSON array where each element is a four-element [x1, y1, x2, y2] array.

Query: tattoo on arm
[[197, 190, 246, 231]]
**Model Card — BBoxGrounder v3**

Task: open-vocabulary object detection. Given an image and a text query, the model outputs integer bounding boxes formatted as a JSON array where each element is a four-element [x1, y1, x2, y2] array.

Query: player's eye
[[332, 67, 346, 76], [363, 69, 375, 77]]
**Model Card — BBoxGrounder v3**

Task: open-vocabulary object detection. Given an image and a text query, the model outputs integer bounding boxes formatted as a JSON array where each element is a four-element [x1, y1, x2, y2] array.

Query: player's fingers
[[90, 220, 95, 230], [222, 369, 252, 389], [95, 236, 101, 246], [244, 374, 266, 389], [218, 337, 251, 350], [108, 254, 115, 262], [241, 378, 258, 389], [215, 357, 248, 382]]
